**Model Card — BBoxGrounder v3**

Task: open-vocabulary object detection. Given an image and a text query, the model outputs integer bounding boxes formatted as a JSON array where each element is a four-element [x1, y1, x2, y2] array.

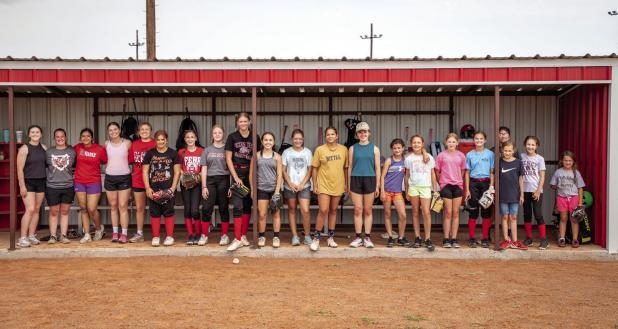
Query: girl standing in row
[[551, 151, 585, 248], [380, 138, 408, 247], [128, 122, 156, 243], [178, 130, 204, 245], [521, 136, 548, 249], [498, 142, 526, 250], [104, 122, 132, 243]]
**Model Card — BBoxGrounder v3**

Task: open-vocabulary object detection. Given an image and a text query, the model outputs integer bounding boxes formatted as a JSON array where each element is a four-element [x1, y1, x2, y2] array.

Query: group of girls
[[15, 115, 585, 251]]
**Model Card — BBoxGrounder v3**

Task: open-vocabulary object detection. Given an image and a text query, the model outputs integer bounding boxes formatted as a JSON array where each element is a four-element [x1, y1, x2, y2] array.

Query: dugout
[[0, 54, 616, 253]]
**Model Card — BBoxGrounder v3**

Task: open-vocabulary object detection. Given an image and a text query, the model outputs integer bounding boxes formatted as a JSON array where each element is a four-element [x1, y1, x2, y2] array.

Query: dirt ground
[[1, 257, 617, 329]]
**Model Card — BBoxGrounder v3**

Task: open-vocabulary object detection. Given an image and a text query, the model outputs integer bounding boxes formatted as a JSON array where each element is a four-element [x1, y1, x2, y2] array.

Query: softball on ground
[[233, 258, 240, 264]]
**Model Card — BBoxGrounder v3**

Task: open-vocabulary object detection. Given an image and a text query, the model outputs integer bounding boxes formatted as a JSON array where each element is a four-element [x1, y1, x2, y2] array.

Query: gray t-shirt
[[550, 167, 585, 197], [200, 145, 230, 176], [520, 153, 546, 193], [257, 152, 277, 192], [281, 147, 312, 190], [46, 146, 76, 189]]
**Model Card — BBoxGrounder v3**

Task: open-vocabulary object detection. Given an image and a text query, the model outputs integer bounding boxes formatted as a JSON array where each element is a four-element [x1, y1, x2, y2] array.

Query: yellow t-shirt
[[311, 144, 348, 196]]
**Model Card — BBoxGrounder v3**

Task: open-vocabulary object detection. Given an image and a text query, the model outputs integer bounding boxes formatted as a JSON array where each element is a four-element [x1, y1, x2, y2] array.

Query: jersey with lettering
[[178, 147, 204, 174], [74, 143, 107, 184]]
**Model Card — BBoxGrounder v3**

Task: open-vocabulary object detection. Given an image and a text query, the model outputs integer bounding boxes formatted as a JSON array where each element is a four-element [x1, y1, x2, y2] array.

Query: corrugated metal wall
[[0, 95, 559, 228]]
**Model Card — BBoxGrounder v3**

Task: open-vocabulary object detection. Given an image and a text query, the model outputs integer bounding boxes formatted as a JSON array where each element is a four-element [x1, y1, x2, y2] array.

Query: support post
[[608, 67, 618, 253], [8, 86, 15, 251], [146, 0, 156, 60], [448, 95, 454, 133], [93, 97, 99, 143], [328, 96, 333, 127], [251, 87, 258, 244], [211, 96, 217, 125], [493, 86, 501, 251]]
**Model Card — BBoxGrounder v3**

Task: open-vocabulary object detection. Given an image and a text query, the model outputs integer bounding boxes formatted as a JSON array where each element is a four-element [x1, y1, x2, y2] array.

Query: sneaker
[[512, 240, 528, 250], [151, 237, 160, 247], [572, 240, 580, 248], [364, 237, 374, 248], [523, 237, 533, 246], [227, 239, 243, 251], [273, 237, 281, 248], [198, 235, 208, 246], [397, 237, 411, 247], [558, 238, 566, 248], [310, 238, 320, 251], [219, 235, 230, 246], [442, 239, 452, 248], [480, 239, 490, 248], [386, 236, 395, 248], [257, 236, 266, 247], [93, 229, 105, 241], [129, 233, 144, 243], [425, 239, 435, 252], [17, 236, 31, 248], [186, 235, 195, 246], [119, 234, 128, 244], [241, 235, 250, 246], [468, 238, 477, 248], [291, 235, 301, 246], [412, 237, 423, 248], [539, 238, 549, 250], [48, 235, 58, 245], [60, 235, 71, 244], [111, 232, 119, 243], [451, 239, 461, 248], [163, 236, 174, 246], [80, 233, 92, 244], [499, 240, 511, 250], [327, 237, 338, 248], [28, 234, 40, 245], [350, 237, 363, 248], [303, 235, 312, 246]]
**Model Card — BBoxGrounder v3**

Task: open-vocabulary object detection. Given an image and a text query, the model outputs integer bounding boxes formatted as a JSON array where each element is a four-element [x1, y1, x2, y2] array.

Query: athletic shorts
[[45, 187, 75, 206], [408, 185, 431, 199], [257, 189, 276, 200], [283, 187, 311, 200], [132, 187, 145, 193], [556, 195, 579, 213], [104, 174, 132, 191], [25, 178, 46, 193], [440, 184, 463, 199], [350, 176, 376, 194], [74, 182, 102, 195], [383, 191, 404, 202], [500, 202, 519, 216]]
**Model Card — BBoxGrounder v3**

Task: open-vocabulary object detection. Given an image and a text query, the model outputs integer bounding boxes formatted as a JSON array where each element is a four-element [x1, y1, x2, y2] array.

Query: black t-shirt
[[143, 147, 180, 191], [499, 158, 523, 203], [224, 130, 261, 167]]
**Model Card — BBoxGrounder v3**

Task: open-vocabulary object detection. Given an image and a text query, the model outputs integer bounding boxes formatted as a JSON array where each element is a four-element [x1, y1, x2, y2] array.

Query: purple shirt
[[384, 157, 405, 192], [435, 150, 466, 189]]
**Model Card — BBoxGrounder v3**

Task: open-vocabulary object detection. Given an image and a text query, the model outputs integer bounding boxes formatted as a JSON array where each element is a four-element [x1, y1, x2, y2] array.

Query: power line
[[360, 23, 382, 59], [128, 29, 144, 60]]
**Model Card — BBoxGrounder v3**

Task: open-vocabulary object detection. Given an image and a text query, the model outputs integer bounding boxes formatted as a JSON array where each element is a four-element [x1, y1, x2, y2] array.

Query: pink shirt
[[435, 150, 466, 189]]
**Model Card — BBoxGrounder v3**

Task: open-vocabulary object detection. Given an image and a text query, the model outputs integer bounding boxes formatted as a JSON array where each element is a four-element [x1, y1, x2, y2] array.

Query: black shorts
[[104, 174, 132, 191], [45, 187, 75, 206], [25, 178, 46, 193], [440, 184, 463, 199], [350, 176, 376, 194], [149, 197, 176, 218], [257, 189, 276, 200], [132, 187, 146, 193]]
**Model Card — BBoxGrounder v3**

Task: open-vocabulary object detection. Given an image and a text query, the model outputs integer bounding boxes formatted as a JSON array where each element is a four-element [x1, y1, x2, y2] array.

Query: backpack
[[120, 101, 139, 141], [175, 107, 202, 150]]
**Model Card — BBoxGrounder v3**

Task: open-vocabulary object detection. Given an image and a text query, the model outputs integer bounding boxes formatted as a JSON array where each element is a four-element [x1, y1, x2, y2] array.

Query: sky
[[0, 0, 617, 59]]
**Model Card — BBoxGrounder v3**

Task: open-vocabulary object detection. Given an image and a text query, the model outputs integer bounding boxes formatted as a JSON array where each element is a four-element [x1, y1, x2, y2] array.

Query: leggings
[[202, 175, 230, 222], [181, 185, 201, 219], [523, 192, 545, 225], [469, 179, 492, 218], [231, 171, 252, 218]]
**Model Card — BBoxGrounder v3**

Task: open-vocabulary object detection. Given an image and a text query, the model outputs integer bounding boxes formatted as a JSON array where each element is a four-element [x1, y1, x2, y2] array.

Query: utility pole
[[360, 23, 383, 59], [146, 0, 156, 60], [128, 30, 144, 60]]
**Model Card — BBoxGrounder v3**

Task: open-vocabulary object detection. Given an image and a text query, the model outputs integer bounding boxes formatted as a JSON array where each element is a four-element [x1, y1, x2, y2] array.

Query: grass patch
[[361, 316, 377, 325], [405, 314, 428, 322], [306, 309, 334, 317]]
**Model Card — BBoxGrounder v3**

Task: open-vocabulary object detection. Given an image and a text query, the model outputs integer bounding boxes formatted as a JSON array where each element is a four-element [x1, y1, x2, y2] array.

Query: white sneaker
[[364, 237, 375, 248], [93, 229, 104, 241], [241, 235, 250, 246], [310, 238, 320, 251], [219, 234, 230, 246], [28, 234, 40, 245], [151, 237, 160, 247], [272, 237, 280, 248], [60, 235, 71, 244], [17, 236, 31, 248], [197, 235, 208, 246], [327, 237, 338, 248], [79, 233, 92, 244], [227, 239, 243, 251], [163, 236, 174, 246], [258, 236, 266, 247], [350, 237, 363, 248], [47, 235, 57, 245]]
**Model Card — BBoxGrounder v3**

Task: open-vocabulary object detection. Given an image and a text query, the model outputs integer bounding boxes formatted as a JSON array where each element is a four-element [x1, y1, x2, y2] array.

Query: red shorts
[[556, 195, 579, 213]]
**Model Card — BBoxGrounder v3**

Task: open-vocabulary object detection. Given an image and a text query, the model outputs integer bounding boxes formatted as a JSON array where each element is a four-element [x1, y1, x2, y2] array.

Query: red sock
[[468, 219, 476, 239], [524, 222, 533, 239], [164, 216, 175, 237], [151, 218, 161, 238], [184, 218, 194, 235], [194, 220, 201, 236], [233, 217, 242, 240], [481, 218, 491, 240], [201, 221, 210, 237], [221, 222, 230, 235], [241, 214, 251, 236], [538, 224, 547, 238]]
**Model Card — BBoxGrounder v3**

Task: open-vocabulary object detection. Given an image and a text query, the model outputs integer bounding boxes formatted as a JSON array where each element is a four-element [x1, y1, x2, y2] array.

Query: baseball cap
[[355, 122, 370, 132]]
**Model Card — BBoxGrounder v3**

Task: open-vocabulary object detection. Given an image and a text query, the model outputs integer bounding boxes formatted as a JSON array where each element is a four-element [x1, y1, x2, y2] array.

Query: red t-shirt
[[178, 147, 204, 174], [74, 143, 107, 184], [129, 139, 156, 188]]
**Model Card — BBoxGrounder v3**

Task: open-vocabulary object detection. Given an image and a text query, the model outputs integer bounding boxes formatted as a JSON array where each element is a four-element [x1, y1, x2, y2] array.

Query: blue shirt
[[351, 142, 375, 177], [466, 149, 495, 179]]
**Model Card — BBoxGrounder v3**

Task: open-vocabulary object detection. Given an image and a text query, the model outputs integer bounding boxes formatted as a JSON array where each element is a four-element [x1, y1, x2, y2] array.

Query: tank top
[[351, 142, 375, 177], [257, 152, 277, 192], [24, 143, 46, 179], [384, 156, 405, 192], [105, 140, 130, 175]]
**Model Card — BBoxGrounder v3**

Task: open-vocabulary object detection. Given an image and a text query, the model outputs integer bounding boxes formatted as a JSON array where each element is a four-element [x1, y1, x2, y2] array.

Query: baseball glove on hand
[[430, 191, 444, 213], [479, 186, 495, 209], [181, 172, 201, 189], [571, 206, 586, 223], [152, 188, 174, 205], [269, 193, 283, 213], [230, 183, 250, 199]]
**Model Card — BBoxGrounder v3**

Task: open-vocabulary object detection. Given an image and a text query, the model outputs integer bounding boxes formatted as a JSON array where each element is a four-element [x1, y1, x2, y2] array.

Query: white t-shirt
[[281, 147, 313, 190], [405, 153, 435, 187], [520, 153, 546, 193]]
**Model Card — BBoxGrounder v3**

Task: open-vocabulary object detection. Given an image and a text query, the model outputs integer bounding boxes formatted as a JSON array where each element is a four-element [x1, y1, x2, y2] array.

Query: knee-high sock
[[233, 217, 242, 240], [194, 220, 201, 236], [164, 216, 175, 237], [538, 224, 547, 239], [241, 214, 251, 236], [151, 218, 161, 238], [184, 218, 194, 235], [481, 218, 491, 240], [221, 222, 230, 235], [524, 222, 533, 239], [468, 219, 476, 239], [201, 221, 210, 237]]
